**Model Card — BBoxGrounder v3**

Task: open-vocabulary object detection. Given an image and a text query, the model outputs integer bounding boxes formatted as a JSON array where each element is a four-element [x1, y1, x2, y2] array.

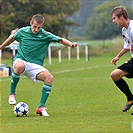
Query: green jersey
[[13, 26, 62, 66]]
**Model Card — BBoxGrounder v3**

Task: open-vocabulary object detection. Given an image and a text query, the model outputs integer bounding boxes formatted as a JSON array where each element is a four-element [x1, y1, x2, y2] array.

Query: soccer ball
[[13, 102, 30, 117]]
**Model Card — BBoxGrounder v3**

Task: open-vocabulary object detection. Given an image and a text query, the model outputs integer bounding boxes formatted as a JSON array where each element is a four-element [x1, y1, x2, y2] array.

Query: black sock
[[115, 78, 133, 101]]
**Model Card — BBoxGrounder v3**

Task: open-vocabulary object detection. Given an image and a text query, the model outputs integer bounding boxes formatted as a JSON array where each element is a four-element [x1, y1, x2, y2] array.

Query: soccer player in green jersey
[[0, 14, 77, 116]]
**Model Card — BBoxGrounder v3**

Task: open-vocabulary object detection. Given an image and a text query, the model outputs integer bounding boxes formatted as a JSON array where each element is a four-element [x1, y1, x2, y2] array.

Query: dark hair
[[111, 6, 128, 19], [32, 14, 45, 24]]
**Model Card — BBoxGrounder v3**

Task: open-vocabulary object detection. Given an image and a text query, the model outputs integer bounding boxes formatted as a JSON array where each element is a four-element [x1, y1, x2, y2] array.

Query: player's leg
[[36, 70, 53, 116], [111, 67, 133, 111], [23, 62, 53, 116], [8, 60, 25, 105], [111, 69, 133, 100]]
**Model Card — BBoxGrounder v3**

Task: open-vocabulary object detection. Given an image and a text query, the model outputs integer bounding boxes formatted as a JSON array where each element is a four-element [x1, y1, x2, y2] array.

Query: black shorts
[[118, 58, 133, 78]]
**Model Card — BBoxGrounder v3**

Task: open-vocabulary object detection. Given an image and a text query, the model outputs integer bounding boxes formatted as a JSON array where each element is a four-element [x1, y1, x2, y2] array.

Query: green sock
[[9, 72, 20, 95], [38, 84, 52, 108]]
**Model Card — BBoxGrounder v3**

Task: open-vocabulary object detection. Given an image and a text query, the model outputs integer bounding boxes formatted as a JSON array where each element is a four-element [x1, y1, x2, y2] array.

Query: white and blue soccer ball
[[13, 102, 30, 117]]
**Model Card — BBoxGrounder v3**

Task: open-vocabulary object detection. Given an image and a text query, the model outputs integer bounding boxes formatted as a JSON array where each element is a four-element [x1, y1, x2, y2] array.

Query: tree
[[85, 1, 133, 40], [0, 0, 1, 37], [86, 1, 120, 40], [1, 0, 80, 38], [68, 0, 107, 37]]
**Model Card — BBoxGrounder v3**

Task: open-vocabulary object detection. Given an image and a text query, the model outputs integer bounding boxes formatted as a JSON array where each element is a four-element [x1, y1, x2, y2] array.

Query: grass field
[[1, 54, 133, 133]]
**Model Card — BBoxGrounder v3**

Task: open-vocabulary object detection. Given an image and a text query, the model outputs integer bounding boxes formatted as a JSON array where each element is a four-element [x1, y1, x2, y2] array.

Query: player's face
[[30, 20, 43, 34], [112, 14, 123, 27]]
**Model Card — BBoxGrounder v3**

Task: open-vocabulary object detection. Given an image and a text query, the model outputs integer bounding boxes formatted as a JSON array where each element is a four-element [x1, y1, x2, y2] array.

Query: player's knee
[[14, 61, 25, 74], [48, 74, 54, 82], [110, 71, 121, 82], [110, 71, 116, 79], [45, 74, 54, 84]]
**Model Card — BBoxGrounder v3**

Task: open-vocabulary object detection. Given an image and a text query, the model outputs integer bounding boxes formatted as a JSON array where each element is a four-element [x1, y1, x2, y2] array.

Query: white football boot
[[8, 94, 16, 105]]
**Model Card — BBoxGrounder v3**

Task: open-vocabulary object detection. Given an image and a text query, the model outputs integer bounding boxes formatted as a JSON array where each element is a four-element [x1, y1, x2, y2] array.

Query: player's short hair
[[31, 14, 45, 24], [111, 6, 128, 20]]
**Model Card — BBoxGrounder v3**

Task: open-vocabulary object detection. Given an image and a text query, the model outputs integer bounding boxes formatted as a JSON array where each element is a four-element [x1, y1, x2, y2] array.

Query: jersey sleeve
[[50, 34, 62, 42], [13, 29, 21, 42], [42, 29, 62, 43], [124, 41, 130, 49]]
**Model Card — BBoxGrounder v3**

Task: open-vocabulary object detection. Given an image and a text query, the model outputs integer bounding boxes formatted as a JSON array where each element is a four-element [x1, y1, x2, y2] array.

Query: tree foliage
[[86, 1, 133, 40], [86, 1, 120, 40], [1, 0, 80, 38], [0, 0, 1, 37], [68, 0, 106, 37]]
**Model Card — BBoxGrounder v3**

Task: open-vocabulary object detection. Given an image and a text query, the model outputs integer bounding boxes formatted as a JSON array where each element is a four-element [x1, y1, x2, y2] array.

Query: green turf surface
[[1, 55, 133, 132]]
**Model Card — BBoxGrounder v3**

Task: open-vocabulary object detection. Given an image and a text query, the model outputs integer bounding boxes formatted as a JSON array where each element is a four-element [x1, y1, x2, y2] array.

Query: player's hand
[[111, 56, 119, 65], [71, 42, 77, 48]]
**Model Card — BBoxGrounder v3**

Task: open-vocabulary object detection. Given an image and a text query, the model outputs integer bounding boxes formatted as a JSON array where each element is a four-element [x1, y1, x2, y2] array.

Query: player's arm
[[0, 35, 15, 50], [60, 38, 77, 48], [111, 48, 129, 65], [117, 48, 129, 57]]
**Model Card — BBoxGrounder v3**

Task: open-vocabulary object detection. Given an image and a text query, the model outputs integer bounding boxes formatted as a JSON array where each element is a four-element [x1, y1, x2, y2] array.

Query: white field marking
[[0, 65, 111, 81], [54, 65, 111, 74]]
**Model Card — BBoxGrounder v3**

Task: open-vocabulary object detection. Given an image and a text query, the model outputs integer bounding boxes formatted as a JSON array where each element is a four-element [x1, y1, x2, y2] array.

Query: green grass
[[1, 55, 133, 133]]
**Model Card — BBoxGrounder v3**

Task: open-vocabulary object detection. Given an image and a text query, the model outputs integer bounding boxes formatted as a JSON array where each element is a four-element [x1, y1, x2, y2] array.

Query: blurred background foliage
[[1, 0, 79, 39], [0, 0, 133, 43]]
